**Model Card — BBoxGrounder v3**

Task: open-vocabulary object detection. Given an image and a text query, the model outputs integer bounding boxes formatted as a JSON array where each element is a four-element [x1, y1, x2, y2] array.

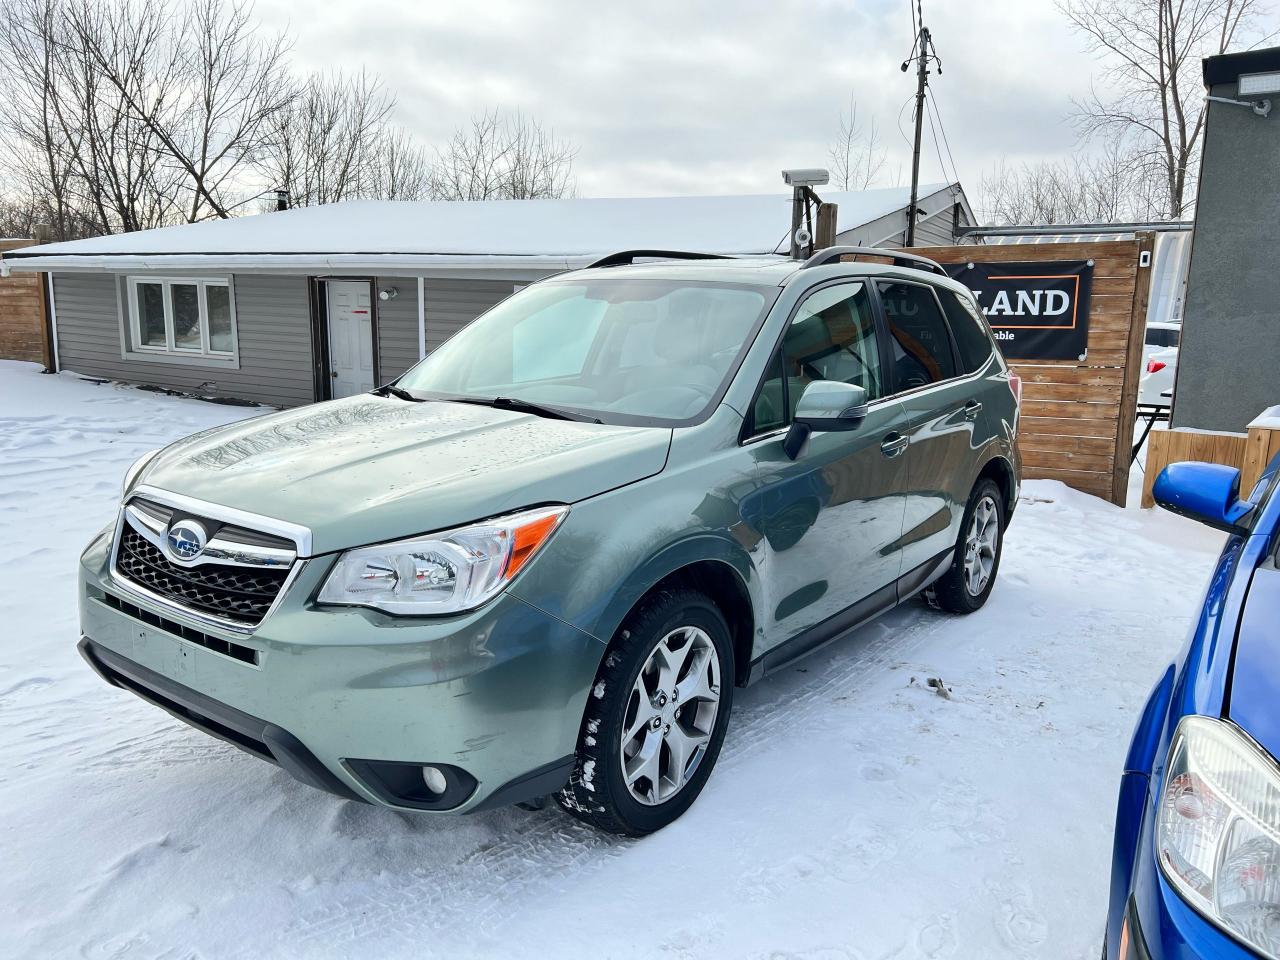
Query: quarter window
[[878, 280, 957, 390], [940, 289, 996, 373], [750, 282, 881, 433], [125, 277, 238, 362]]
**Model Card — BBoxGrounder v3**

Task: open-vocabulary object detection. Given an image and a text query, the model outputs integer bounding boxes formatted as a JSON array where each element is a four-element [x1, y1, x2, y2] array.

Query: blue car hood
[[1228, 562, 1280, 762]]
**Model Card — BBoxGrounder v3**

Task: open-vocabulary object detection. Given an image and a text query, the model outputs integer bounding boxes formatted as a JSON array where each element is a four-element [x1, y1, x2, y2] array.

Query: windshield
[[397, 278, 774, 425]]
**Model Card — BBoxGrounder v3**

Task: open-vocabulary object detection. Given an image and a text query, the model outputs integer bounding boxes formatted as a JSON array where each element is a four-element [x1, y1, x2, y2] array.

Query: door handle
[[880, 433, 908, 458], [963, 400, 983, 420]]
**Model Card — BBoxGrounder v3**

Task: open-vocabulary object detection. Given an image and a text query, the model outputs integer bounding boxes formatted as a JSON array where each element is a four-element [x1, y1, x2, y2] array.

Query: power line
[[928, 86, 962, 186], [925, 95, 957, 187], [896, 91, 917, 149], [926, 96, 957, 189]]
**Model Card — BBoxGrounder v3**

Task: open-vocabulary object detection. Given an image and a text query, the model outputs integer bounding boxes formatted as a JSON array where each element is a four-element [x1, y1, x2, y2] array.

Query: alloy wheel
[[620, 626, 721, 806], [963, 495, 1000, 596]]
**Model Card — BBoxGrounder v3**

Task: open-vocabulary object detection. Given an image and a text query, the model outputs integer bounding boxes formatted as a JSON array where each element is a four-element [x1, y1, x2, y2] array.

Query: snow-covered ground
[[0, 359, 1227, 960]]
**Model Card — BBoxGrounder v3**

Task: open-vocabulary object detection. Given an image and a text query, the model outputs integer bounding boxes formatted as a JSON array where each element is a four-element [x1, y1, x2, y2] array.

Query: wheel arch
[[975, 453, 1018, 518], [591, 536, 759, 689]]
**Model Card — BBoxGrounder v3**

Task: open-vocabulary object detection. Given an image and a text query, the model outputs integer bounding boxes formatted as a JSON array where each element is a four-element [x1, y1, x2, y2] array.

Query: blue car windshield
[[396, 278, 774, 426]]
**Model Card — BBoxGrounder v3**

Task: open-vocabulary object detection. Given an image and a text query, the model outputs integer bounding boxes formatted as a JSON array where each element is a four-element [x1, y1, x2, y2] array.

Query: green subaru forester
[[78, 247, 1020, 836]]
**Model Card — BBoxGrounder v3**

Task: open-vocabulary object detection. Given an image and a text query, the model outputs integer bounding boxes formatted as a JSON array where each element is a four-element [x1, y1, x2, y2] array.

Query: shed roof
[[1, 183, 964, 274]]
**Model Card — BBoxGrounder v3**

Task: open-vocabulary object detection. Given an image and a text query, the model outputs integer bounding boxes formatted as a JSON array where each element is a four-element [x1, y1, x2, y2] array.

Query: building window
[[123, 276, 238, 363]]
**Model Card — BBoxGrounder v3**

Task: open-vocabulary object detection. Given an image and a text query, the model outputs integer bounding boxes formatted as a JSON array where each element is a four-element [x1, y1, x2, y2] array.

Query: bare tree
[[256, 70, 431, 205], [980, 142, 1168, 224], [828, 95, 888, 191], [64, 0, 294, 221], [1, 0, 574, 234], [429, 110, 576, 201], [1059, 0, 1273, 218], [0, 0, 184, 238], [369, 127, 432, 201]]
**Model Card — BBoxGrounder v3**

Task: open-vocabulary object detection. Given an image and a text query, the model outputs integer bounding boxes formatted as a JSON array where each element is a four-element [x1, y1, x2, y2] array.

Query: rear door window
[[940, 289, 996, 373], [877, 280, 958, 391]]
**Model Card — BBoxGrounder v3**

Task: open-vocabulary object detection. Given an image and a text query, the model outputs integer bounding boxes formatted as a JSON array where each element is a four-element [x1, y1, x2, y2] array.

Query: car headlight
[[317, 505, 568, 616], [1157, 715, 1280, 958], [122, 448, 161, 498]]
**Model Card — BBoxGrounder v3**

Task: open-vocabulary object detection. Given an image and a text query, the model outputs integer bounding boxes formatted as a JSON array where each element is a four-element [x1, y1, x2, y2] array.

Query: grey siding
[[374, 276, 421, 381], [53, 272, 315, 407], [913, 204, 961, 246], [839, 187, 965, 247], [1172, 78, 1280, 433], [423, 277, 536, 352]]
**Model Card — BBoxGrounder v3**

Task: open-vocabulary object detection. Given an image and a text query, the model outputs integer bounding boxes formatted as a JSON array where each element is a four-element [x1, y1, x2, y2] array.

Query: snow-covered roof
[[0, 184, 961, 274]]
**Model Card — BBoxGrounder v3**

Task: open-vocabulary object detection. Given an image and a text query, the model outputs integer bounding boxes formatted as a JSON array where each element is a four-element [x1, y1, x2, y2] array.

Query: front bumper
[[78, 528, 604, 812]]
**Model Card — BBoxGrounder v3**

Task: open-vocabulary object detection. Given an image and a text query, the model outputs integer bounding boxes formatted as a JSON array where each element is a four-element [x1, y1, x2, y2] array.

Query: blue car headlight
[[1157, 716, 1280, 958]]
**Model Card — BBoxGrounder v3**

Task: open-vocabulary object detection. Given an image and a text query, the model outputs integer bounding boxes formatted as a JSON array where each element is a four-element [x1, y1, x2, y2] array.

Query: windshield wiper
[[451, 395, 602, 424], [372, 384, 423, 402]]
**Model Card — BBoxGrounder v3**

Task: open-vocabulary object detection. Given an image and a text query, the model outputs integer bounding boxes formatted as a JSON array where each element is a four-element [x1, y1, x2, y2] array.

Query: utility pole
[[902, 22, 940, 247]]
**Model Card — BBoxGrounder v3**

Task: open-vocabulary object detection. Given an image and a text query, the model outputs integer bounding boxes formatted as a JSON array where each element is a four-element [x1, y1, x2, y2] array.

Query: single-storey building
[[0, 182, 971, 408]]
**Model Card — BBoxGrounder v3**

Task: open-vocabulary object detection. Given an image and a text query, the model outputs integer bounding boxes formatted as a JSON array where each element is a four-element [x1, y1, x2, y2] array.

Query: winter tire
[[556, 588, 735, 836], [928, 478, 1005, 614]]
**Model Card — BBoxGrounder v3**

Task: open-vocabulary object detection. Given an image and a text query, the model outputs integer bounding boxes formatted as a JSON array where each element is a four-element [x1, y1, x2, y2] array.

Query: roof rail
[[584, 249, 733, 269], [800, 245, 949, 278]]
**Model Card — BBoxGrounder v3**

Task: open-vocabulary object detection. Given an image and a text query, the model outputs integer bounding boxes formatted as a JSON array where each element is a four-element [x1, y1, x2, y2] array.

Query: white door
[[326, 281, 376, 398]]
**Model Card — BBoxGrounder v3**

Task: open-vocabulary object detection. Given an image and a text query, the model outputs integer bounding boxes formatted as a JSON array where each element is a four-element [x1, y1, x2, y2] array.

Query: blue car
[[1106, 456, 1280, 959]]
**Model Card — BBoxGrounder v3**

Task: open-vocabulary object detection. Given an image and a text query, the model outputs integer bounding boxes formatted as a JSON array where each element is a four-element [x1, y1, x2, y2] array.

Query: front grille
[[101, 592, 259, 665], [115, 527, 290, 626]]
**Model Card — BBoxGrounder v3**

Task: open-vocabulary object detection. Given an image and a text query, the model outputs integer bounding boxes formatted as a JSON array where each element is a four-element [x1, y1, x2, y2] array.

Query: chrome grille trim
[[123, 503, 295, 570], [108, 489, 313, 635], [130, 485, 313, 556]]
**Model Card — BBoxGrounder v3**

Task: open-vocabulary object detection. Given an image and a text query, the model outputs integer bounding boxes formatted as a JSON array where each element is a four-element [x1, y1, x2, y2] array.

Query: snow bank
[[0, 358, 1225, 958]]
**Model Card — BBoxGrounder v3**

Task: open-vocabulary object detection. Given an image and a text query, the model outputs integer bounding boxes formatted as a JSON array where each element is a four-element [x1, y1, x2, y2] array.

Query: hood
[[1227, 562, 1280, 761], [137, 395, 671, 554]]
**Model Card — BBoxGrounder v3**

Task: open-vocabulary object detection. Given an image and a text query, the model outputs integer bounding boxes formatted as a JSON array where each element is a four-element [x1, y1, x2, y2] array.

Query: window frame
[[741, 275, 996, 445], [937, 286, 997, 375], [119, 275, 240, 367], [741, 278, 894, 442], [872, 277, 967, 397]]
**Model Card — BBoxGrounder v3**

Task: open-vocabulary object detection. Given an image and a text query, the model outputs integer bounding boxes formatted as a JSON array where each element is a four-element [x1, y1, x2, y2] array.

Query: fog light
[[344, 758, 477, 810], [422, 765, 448, 795]]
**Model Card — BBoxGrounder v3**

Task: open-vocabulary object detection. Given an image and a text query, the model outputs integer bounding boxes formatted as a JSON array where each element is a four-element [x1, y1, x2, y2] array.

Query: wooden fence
[[1140, 406, 1280, 508], [0, 239, 50, 366], [910, 237, 1155, 505]]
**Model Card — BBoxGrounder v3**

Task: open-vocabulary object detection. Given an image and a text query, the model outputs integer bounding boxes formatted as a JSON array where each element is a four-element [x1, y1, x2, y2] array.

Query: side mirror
[[1153, 461, 1254, 534], [783, 380, 869, 460]]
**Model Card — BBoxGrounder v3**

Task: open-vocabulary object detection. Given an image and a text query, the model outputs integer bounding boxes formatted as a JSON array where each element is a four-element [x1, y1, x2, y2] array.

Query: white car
[[1139, 344, 1177, 409], [1142, 321, 1181, 368]]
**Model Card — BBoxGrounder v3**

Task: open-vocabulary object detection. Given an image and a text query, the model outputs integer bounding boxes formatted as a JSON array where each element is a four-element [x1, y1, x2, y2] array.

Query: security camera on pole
[[782, 168, 831, 260]]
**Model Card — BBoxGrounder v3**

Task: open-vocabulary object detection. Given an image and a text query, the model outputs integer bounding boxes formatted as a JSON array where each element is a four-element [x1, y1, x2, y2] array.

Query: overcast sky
[[252, 0, 1111, 202]]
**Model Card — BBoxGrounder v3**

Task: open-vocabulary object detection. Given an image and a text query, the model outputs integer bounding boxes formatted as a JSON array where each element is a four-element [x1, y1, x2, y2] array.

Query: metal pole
[[789, 186, 805, 259], [906, 25, 929, 247]]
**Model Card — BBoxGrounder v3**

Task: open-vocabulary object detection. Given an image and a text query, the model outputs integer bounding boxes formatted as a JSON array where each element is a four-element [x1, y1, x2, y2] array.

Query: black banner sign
[[943, 260, 1092, 361]]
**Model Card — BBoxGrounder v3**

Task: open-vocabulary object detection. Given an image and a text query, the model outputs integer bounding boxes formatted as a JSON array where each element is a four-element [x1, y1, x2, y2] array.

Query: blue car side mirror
[[1153, 461, 1255, 534]]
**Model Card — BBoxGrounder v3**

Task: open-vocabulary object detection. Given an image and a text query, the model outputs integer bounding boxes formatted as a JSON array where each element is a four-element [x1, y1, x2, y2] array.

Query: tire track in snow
[[261, 603, 945, 958]]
